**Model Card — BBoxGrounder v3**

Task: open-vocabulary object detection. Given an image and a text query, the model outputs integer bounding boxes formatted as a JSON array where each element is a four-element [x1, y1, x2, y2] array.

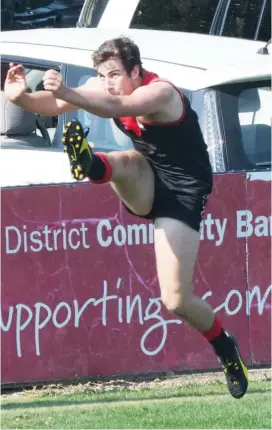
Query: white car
[[0, 27, 271, 186]]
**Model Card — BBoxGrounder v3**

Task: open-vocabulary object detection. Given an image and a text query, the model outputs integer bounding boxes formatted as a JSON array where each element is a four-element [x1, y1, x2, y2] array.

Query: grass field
[[1, 380, 271, 429]]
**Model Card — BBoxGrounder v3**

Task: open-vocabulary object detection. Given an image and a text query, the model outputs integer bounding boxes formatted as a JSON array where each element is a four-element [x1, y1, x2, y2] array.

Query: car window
[[218, 82, 271, 171], [66, 65, 133, 152], [0, 61, 61, 149], [238, 87, 271, 166], [0, 60, 73, 187], [222, 0, 271, 41], [130, 0, 219, 33]]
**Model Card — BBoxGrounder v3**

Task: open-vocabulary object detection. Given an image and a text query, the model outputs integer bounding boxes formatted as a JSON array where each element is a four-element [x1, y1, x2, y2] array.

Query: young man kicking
[[5, 36, 248, 398]]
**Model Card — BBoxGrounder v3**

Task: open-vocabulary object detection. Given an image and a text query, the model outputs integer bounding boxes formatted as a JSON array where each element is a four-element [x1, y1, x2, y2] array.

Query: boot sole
[[62, 119, 91, 181]]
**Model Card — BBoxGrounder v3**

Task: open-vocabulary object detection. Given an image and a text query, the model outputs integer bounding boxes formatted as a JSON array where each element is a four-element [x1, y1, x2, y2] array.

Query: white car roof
[[1, 28, 270, 91]]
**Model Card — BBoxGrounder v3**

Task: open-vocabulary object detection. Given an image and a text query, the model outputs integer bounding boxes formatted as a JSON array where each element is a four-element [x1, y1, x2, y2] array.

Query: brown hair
[[92, 36, 144, 77]]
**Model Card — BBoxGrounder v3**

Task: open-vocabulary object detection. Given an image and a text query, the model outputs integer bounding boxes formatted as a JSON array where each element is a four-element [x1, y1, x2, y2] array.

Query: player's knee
[[162, 297, 181, 314], [161, 285, 192, 316], [119, 151, 147, 177]]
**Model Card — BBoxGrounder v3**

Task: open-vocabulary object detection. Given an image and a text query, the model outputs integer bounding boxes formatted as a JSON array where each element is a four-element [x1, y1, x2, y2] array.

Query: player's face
[[97, 57, 140, 96]]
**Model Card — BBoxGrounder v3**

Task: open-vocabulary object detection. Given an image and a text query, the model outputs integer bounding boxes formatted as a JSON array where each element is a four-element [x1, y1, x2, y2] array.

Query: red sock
[[202, 317, 223, 341], [88, 153, 112, 184]]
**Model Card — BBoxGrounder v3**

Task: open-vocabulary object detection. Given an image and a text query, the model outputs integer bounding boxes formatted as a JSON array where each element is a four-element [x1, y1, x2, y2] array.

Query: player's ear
[[131, 65, 140, 79]]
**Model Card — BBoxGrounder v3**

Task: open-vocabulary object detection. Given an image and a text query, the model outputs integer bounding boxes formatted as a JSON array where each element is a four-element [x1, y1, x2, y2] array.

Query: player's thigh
[[154, 217, 200, 301], [109, 150, 155, 216]]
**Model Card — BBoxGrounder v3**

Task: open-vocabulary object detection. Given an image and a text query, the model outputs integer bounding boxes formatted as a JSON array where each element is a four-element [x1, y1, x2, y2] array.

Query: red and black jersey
[[113, 71, 213, 194]]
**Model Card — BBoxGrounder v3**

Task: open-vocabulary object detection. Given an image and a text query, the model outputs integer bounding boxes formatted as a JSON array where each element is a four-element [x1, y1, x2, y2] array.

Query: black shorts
[[123, 167, 211, 232]]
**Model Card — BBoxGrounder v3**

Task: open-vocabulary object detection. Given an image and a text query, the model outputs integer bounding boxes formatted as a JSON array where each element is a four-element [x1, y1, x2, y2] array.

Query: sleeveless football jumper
[[113, 71, 213, 232]]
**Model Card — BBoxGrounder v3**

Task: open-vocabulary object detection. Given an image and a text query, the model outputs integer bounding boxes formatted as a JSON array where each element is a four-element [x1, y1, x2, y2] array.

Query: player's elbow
[[55, 99, 78, 116]]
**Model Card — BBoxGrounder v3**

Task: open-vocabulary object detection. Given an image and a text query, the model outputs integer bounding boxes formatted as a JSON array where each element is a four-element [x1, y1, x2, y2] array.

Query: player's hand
[[43, 69, 67, 98], [4, 63, 27, 101]]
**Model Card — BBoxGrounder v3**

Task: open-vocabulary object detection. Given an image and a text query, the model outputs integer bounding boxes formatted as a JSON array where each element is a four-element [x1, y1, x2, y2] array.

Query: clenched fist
[[43, 69, 66, 98]]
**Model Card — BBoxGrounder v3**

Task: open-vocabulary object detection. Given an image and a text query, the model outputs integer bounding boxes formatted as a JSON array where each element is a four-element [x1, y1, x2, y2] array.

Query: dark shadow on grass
[[2, 387, 270, 411]]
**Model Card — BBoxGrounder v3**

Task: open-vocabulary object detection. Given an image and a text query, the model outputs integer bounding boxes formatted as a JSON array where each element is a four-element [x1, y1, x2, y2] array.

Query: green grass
[[1, 381, 271, 429]]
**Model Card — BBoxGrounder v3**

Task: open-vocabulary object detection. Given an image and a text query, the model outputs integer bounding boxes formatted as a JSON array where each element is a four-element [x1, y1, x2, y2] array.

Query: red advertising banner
[[245, 172, 271, 365], [1, 173, 271, 385]]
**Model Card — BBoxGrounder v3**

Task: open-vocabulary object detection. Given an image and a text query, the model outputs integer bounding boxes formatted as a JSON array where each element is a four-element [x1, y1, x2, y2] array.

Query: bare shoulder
[[150, 80, 176, 91], [85, 76, 104, 90], [151, 80, 182, 98], [135, 80, 174, 97], [136, 80, 183, 122]]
